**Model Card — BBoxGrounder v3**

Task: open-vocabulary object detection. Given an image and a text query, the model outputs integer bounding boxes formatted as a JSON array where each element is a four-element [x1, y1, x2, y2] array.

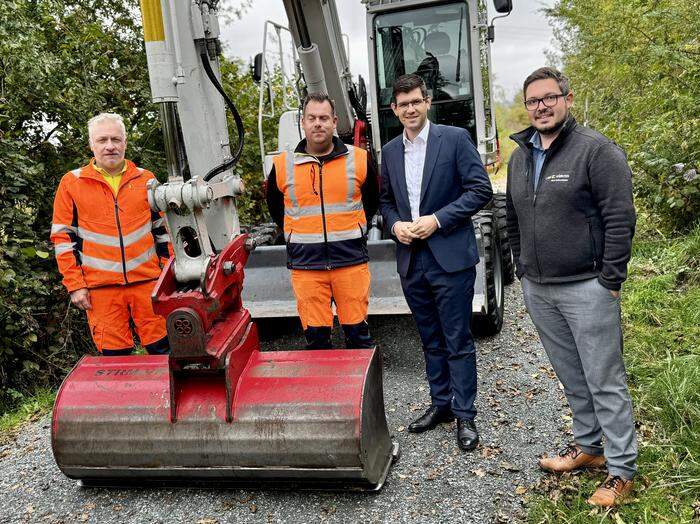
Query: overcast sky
[[220, 0, 557, 100]]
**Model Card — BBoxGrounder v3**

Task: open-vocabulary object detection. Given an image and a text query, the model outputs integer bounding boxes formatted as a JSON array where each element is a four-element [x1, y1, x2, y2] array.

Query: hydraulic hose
[[197, 41, 245, 182]]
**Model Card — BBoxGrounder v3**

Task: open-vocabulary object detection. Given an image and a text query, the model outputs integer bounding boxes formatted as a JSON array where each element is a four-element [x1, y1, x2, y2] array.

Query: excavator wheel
[[492, 193, 515, 285], [471, 210, 504, 336]]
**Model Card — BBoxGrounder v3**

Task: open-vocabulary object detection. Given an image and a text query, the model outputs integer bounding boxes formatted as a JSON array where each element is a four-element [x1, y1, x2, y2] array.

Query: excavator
[[51, 0, 512, 491]]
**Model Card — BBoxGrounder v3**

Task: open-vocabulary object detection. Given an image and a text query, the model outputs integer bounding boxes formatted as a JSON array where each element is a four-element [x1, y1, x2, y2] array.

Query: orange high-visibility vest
[[273, 145, 369, 270], [51, 160, 171, 292]]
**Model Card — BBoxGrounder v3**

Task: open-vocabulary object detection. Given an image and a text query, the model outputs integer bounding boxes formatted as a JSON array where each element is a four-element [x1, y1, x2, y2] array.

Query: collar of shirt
[[529, 130, 545, 152], [92, 159, 127, 178], [402, 120, 430, 149]]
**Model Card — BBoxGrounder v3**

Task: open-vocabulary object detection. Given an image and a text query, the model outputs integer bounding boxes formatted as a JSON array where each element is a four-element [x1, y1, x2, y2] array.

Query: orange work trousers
[[290, 263, 370, 329], [85, 280, 167, 353]]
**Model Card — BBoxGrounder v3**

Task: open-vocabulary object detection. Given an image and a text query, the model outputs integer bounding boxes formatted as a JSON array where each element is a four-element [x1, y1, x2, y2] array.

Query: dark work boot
[[342, 321, 375, 349], [304, 326, 332, 349]]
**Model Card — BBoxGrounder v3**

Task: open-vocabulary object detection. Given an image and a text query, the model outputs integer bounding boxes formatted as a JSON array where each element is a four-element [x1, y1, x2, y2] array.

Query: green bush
[[546, 0, 700, 233], [0, 0, 272, 409]]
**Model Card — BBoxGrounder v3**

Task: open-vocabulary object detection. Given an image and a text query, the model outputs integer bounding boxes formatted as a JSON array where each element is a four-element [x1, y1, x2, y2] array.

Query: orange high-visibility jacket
[[273, 144, 368, 270], [51, 160, 171, 292]]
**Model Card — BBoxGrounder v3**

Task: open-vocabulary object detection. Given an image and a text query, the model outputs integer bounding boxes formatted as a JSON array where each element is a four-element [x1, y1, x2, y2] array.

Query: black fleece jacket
[[505, 117, 636, 290]]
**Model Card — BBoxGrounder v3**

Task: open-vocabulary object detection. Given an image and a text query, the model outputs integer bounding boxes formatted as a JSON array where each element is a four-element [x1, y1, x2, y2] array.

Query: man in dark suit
[[379, 74, 492, 451]]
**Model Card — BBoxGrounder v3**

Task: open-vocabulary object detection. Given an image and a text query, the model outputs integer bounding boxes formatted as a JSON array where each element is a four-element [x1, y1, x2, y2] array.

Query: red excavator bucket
[[52, 346, 397, 490]]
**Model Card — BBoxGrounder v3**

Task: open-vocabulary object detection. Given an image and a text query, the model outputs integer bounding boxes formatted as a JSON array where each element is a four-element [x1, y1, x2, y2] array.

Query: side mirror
[[252, 53, 263, 83], [493, 0, 512, 13]]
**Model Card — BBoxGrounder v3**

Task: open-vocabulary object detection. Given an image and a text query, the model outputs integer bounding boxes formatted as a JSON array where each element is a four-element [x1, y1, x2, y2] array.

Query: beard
[[533, 110, 569, 136]]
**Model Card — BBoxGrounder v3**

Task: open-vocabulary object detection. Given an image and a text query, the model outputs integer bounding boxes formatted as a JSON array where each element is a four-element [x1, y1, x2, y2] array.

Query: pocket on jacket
[[586, 217, 603, 270]]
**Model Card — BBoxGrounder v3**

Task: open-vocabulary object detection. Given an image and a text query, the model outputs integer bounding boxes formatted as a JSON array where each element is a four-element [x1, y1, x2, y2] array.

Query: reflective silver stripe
[[77, 220, 152, 248], [79, 246, 157, 273], [54, 242, 76, 255], [285, 151, 298, 208], [125, 246, 156, 272], [152, 217, 165, 228], [80, 253, 123, 273], [70, 168, 81, 178], [77, 227, 119, 247], [121, 220, 153, 247], [155, 234, 170, 243], [51, 223, 77, 235], [345, 146, 356, 203], [284, 200, 363, 218], [291, 228, 364, 244]]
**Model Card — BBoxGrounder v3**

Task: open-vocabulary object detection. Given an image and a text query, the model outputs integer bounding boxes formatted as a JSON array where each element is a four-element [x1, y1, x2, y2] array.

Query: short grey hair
[[88, 113, 126, 142]]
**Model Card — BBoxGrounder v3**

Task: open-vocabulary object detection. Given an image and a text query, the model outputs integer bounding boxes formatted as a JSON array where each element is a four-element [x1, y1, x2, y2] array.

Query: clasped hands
[[393, 215, 438, 245]]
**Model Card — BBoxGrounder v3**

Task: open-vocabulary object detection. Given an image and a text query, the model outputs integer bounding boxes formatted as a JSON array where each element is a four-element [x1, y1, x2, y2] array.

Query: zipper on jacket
[[531, 153, 545, 280], [318, 162, 331, 269], [113, 195, 129, 283]]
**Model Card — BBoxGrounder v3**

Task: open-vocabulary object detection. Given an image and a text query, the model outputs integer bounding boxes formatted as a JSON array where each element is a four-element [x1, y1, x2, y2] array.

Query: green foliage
[[546, 0, 700, 233], [0, 388, 55, 439], [0, 0, 270, 409], [220, 58, 283, 227], [495, 93, 531, 164], [528, 219, 700, 522], [0, 0, 160, 405]]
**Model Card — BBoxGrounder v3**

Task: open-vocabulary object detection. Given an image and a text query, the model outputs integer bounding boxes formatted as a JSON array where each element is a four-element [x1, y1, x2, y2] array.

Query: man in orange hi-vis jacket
[[266, 93, 379, 350], [51, 112, 171, 356]]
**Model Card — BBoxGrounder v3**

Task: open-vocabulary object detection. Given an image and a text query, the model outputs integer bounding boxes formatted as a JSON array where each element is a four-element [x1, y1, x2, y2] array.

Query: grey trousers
[[522, 277, 638, 479]]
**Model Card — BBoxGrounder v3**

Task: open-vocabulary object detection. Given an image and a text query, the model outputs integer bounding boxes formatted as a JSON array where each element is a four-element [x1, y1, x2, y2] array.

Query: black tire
[[471, 210, 504, 336], [492, 192, 515, 285]]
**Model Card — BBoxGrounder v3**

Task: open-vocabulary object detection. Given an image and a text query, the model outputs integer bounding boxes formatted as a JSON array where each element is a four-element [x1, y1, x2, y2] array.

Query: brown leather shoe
[[538, 444, 606, 473], [587, 475, 633, 506]]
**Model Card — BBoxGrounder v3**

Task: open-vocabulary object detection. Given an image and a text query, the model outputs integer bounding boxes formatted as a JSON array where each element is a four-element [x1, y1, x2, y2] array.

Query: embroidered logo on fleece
[[546, 171, 573, 183]]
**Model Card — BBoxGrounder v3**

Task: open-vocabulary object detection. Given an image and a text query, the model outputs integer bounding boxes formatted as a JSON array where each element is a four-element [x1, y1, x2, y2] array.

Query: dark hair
[[392, 74, 428, 101], [523, 67, 570, 99], [302, 92, 336, 115]]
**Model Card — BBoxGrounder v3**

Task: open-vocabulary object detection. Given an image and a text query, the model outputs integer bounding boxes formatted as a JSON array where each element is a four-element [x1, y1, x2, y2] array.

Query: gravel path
[[0, 283, 569, 524]]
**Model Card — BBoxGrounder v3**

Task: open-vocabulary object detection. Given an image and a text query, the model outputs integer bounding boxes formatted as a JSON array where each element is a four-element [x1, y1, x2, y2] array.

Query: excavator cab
[[366, 0, 499, 165]]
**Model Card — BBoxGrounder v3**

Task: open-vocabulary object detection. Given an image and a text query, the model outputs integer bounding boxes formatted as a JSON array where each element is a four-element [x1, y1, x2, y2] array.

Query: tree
[[0, 0, 267, 406], [546, 0, 700, 232]]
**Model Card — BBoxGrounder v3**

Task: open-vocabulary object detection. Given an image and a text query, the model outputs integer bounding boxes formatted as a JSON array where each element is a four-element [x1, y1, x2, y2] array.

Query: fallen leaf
[[471, 468, 486, 478], [515, 485, 528, 495], [480, 446, 502, 458], [499, 461, 521, 472]]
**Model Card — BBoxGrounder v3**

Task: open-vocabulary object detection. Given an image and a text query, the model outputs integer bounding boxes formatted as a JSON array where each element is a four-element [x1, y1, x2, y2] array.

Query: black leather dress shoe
[[457, 418, 479, 451], [408, 406, 455, 433]]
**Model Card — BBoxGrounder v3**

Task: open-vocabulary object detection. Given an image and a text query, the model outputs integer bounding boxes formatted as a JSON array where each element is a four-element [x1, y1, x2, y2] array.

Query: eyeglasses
[[395, 98, 427, 111], [524, 93, 567, 111]]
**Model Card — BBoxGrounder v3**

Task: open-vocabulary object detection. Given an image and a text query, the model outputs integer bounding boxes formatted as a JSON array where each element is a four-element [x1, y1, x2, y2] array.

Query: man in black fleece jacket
[[506, 67, 637, 507]]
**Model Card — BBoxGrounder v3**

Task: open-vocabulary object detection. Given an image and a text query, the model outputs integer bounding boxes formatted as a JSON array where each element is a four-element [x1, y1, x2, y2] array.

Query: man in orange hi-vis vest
[[266, 93, 379, 349], [51, 113, 171, 356]]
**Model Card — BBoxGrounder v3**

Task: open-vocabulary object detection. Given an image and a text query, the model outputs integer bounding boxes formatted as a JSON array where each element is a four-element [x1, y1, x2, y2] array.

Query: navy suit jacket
[[379, 124, 493, 277]]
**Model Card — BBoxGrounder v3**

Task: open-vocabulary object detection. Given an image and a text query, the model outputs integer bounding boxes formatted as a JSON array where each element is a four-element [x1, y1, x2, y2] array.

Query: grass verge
[[0, 388, 56, 444], [527, 217, 700, 523]]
